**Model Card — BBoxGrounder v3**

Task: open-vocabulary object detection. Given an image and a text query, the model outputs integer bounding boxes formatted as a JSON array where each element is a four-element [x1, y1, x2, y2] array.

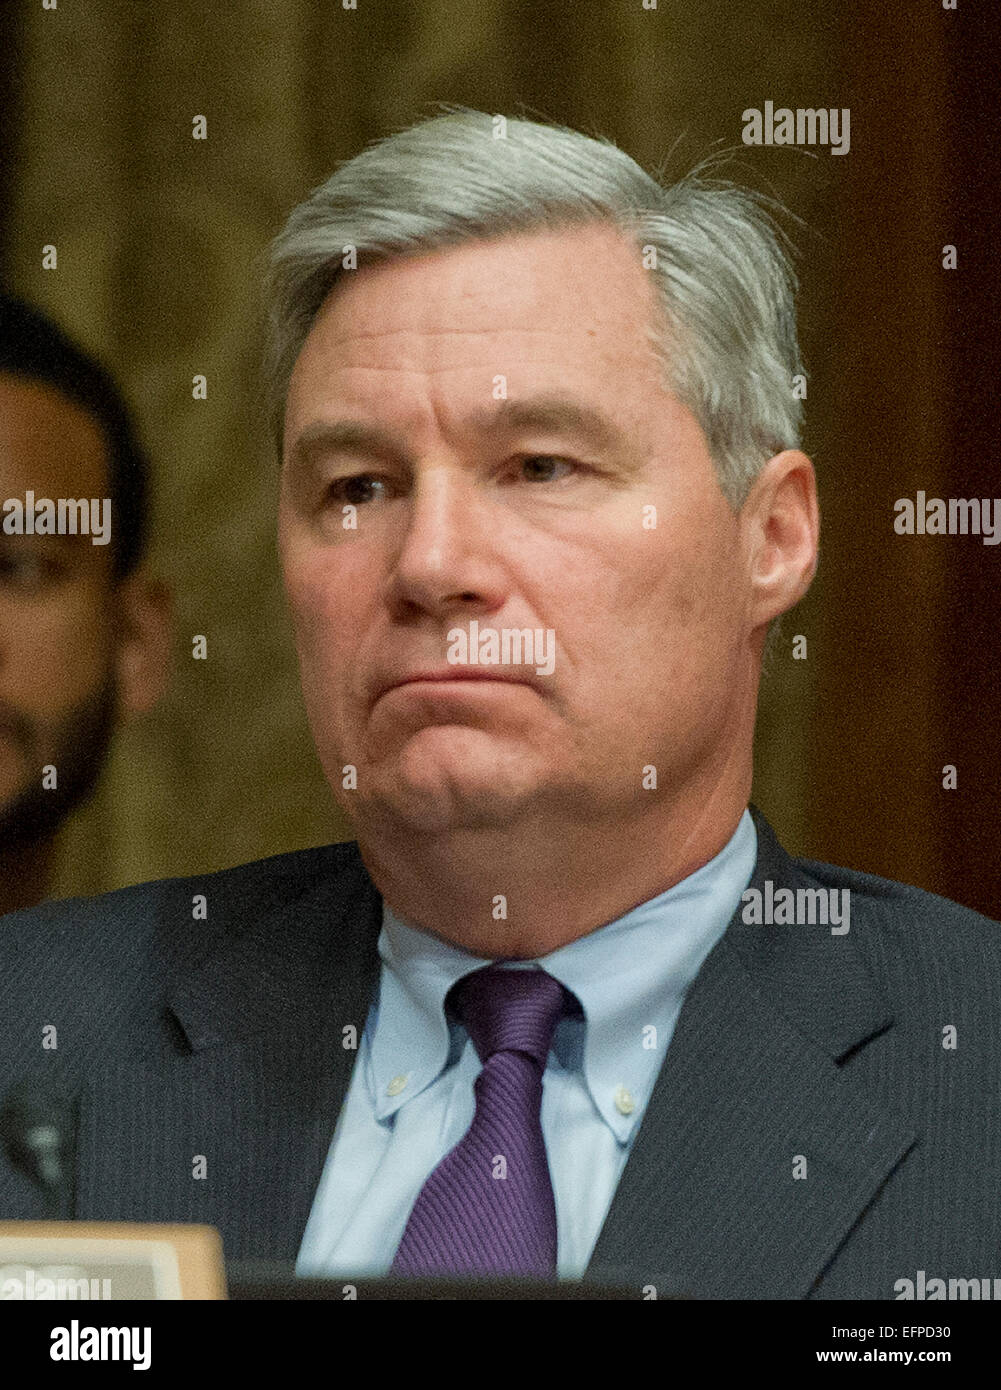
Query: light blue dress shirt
[[296, 808, 757, 1280]]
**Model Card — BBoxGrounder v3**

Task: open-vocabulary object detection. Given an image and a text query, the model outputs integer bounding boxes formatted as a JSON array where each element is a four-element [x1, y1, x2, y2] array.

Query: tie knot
[[448, 965, 573, 1068]]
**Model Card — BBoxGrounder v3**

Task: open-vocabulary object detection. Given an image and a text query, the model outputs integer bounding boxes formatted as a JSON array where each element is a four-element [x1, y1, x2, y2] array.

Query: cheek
[[655, 503, 743, 626], [284, 552, 370, 698], [595, 527, 742, 691], [4, 593, 112, 712]]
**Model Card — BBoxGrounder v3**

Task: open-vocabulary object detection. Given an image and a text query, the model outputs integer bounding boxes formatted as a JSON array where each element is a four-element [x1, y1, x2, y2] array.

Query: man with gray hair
[[1, 109, 998, 1300]]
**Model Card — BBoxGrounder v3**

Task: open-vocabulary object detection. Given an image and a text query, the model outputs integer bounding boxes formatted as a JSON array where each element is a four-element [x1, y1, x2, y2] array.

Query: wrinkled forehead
[[284, 222, 670, 446]]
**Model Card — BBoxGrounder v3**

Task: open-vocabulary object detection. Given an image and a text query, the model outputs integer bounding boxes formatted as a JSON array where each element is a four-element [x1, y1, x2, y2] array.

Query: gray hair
[[264, 107, 804, 516]]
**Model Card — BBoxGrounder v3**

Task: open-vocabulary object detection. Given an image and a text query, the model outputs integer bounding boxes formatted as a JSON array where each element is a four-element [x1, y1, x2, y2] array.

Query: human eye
[[323, 473, 394, 507], [0, 545, 66, 594], [509, 455, 585, 485]]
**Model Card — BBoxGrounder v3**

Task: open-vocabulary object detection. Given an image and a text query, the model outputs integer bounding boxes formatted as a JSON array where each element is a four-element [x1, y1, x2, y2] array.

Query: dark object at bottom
[[226, 1261, 683, 1299]]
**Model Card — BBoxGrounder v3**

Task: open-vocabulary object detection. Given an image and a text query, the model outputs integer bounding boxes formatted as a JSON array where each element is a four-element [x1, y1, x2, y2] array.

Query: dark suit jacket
[[1, 805, 999, 1298]]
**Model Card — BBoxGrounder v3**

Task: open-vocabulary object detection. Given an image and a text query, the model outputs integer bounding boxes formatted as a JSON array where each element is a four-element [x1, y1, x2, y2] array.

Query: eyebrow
[[286, 393, 629, 473], [468, 395, 628, 451]]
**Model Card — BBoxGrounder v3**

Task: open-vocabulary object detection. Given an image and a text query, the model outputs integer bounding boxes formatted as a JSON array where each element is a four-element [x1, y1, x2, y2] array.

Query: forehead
[[0, 374, 109, 498], [285, 222, 669, 435]]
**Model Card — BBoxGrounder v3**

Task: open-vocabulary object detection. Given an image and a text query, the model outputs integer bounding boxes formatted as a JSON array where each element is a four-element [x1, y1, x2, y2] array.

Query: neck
[[0, 837, 53, 917], [356, 772, 750, 958]]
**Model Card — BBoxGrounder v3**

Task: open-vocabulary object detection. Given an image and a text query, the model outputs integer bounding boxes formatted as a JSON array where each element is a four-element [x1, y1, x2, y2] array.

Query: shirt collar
[[369, 809, 757, 1141]]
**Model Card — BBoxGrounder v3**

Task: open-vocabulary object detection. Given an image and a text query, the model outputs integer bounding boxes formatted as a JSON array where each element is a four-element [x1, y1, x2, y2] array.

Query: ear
[[111, 568, 174, 720], [742, 450, 819, 629]]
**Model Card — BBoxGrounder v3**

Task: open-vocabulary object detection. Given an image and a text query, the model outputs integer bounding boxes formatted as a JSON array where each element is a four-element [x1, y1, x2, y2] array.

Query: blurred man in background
[[0, 294, 171, 914]]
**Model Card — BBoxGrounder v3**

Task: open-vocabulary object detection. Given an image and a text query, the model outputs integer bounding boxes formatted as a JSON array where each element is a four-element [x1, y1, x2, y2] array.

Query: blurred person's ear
[[112, 570, 173, 720]]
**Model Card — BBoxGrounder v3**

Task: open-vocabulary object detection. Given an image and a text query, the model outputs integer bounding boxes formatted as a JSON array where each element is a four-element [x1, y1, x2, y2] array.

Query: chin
[[360, 731, 547, 832]]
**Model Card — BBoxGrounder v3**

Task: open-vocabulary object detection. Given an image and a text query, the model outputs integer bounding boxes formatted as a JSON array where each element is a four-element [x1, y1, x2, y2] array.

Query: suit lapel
[[74, 811, 918, 1288], [75, 846, 384, 1263], [584, 808, 918, 1298]]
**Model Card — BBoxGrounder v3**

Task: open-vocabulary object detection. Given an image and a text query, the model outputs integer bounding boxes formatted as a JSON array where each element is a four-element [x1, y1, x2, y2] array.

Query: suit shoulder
[[0, 841, 373, 1095], [0, 839, 365, 954], [792, 850, 1001, 959]]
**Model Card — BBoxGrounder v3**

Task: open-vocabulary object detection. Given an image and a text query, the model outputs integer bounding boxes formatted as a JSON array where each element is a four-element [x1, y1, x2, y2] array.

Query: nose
[[383, 464, 507, 623]]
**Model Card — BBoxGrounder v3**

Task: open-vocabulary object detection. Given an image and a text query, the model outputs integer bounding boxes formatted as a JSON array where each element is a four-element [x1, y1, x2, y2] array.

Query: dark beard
[[0, 675, 118, 855]]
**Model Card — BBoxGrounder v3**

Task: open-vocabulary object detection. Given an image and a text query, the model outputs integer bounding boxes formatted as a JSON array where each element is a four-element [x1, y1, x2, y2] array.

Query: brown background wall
[[1, 0, 997, 916]]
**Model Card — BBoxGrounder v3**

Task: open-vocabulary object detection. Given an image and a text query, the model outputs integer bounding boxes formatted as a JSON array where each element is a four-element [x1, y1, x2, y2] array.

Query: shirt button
[[614, 1085, 636, 1116], [386, 1074, 409, 1097]]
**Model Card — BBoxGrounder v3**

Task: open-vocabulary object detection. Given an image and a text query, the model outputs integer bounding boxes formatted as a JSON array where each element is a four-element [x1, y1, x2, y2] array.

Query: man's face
[[0, 376, 119, 849], [279, 223, 760, 836]]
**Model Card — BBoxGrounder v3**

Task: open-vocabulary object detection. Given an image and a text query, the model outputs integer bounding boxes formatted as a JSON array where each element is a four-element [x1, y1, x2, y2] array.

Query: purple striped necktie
[[389, 963, 575, 1279]]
